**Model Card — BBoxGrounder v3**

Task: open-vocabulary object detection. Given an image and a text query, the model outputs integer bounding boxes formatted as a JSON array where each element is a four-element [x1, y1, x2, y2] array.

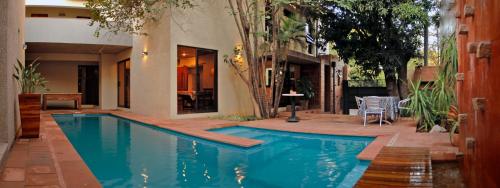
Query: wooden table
[[42, 93, 82, 110], [282, 93, 304, 122]]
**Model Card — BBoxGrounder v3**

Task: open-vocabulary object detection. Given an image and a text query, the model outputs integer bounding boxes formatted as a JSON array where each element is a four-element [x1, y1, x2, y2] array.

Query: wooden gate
[[456, 0, 500, 187]]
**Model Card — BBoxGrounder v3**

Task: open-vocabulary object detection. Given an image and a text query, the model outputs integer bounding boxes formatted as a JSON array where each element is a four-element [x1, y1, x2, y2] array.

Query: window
[[177, 46, 217, 114], [31, 14, 48, 17]]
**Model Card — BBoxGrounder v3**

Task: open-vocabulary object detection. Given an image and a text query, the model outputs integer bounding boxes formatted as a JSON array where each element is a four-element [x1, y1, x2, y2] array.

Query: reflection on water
[[54, 114, 373, 188]]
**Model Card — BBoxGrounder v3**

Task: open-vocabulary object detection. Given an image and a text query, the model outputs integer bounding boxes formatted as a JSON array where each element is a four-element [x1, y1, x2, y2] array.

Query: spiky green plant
[[408, 80, 435, 131], [13, 58, 48, 94]]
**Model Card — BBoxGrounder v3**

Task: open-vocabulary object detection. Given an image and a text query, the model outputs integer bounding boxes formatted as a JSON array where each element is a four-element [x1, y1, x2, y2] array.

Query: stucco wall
[[167, 0, 254, 119], [37, 61, 98, 93], [26, 7, 90, 18], [99, 49, 131, 110], [129, 16, 172, 118], [127, 0, 253, 119], [0, 0, 25, 160], [26, 0, 85, 8], [25, 17, 133, 47], [37, 61, 98, 107]]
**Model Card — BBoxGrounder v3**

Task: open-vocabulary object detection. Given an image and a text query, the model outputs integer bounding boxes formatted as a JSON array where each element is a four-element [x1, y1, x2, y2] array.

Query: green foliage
[[296, 77, 315, 100], [440, 34, 458, 81], [315, 0, 435, 96], [407, 34, 458, 132], [85, 0, 195, 35], [13, 59, 48, 94], [407, 81, 435, 131], [279, 15, 307, 46]]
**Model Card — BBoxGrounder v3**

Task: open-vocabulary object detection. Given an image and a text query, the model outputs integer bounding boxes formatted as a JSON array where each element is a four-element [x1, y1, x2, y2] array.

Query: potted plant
[[13, 59, 47, 138], [296, 77, 315, 110]]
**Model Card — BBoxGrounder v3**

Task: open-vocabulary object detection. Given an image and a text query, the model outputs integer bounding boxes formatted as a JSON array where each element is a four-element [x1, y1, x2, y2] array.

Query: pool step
[[355, 146, 432, 187]]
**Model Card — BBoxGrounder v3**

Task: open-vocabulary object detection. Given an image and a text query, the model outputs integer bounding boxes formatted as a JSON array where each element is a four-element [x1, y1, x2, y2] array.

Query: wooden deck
[[356, 146, 432, 187]]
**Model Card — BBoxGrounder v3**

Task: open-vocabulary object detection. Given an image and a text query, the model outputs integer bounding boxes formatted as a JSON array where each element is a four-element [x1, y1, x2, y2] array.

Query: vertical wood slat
[[19, 94, 41, 138], [456, 0, 500, 187], [356, 146, 432, 188]]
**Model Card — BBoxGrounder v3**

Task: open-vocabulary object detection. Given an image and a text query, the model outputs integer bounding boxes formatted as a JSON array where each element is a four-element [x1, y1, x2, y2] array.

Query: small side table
[[282, 93, 304, 122]]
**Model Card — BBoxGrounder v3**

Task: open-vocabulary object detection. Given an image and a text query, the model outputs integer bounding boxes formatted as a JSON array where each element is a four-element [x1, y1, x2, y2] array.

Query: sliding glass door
[[177, 46, 217, 114], [118, 59, 130, 108]]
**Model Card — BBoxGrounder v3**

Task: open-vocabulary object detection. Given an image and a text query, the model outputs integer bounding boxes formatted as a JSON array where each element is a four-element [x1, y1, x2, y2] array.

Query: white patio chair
[[355, 96, 364, 109], [355, 96, 365, 117], [397, 98, 410, 119], [363, 96, 386, 127]]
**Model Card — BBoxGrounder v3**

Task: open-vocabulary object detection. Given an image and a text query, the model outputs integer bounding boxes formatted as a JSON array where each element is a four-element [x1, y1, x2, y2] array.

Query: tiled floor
[[0, 109, 459, 187], [0, 137, 62, 188]]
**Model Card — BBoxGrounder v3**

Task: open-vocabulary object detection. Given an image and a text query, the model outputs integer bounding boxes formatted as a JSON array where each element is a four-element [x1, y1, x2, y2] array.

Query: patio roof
[[265, 50, 321, 64]]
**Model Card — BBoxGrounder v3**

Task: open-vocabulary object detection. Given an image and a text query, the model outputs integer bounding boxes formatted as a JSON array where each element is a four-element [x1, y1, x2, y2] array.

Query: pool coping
[[53, 111, 383, 160], [42, 110, 449, 187]]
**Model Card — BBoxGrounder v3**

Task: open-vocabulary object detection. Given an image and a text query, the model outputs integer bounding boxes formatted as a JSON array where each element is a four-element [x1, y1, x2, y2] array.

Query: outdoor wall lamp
[[142, 51, 149, 56]]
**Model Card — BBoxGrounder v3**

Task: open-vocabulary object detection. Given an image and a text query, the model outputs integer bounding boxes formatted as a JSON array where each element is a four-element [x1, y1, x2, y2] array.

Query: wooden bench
[[356, 146, 432, 187], [42, 93, 82, 110]]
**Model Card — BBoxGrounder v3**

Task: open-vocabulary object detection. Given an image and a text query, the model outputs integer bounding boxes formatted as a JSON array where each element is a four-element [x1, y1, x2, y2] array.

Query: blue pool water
[[53, 114, 373, 188]]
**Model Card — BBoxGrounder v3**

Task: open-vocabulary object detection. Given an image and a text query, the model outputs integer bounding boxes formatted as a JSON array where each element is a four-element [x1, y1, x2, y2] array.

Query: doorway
[[324, 65, 331, 112], [78, 65, 99, 105], [118, 59, 130, 108], [177, 46, 218, 114]]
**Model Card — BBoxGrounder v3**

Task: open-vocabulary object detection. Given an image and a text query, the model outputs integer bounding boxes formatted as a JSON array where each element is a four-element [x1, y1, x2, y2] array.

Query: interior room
[[177, 46, 217, 114]]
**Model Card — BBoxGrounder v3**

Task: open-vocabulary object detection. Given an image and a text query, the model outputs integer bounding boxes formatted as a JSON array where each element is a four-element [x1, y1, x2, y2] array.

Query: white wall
[[129, 17, 172, 118], [37, 61, 98, 107], [168, 0, 254, 119], [25, 17, 132, 47], [99, 49, 131, 110], [26, 0, 85, 8], [26, 7, 90, 18], [0, 0, 25, 161], [127, 0, 253, 119]]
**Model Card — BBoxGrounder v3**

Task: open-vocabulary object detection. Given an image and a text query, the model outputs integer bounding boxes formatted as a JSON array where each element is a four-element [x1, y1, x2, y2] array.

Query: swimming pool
[[53, 114, 373, 188]]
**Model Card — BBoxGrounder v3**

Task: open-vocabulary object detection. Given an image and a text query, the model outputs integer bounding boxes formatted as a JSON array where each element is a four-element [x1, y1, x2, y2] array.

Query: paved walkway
[[0, 109, 458, 187]]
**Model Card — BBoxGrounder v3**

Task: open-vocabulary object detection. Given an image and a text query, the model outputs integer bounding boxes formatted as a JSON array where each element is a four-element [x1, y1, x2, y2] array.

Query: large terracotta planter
[[19, 94, 41, 138]]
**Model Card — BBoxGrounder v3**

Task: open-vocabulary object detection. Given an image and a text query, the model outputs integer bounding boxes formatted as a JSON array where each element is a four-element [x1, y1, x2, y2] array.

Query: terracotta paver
[[25, 173, 59, 186], [0, 109, 459, 187], [1, 168, 25, 182]]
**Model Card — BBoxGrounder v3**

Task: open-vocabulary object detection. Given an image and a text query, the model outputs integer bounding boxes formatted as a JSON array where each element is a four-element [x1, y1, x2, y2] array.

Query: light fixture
[[23, 44, 27, 50], [142, 51, 148, 56], [378, 63, 383, 70], [181, 52, 187, 57]]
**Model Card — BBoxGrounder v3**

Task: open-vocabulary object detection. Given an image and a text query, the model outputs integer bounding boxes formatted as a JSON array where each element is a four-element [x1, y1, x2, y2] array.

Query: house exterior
[[0, 0, 25, 161], [22, 0, 344, 120]]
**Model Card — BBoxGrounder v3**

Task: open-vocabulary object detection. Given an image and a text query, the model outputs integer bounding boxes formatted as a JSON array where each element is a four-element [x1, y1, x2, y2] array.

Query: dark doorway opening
[[78, 65, 99, 105], [118, 59, 130, 108], [324, 65, 331, 112]]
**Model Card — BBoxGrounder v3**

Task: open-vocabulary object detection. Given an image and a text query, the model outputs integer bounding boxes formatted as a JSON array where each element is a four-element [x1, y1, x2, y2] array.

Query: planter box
[[19, 94, 41, 138], [413, 66, 438, 82]]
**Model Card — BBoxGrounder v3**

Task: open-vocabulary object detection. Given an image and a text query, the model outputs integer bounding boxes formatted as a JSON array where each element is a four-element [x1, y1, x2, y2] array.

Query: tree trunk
[[385, 74, 399, 97], [397, 62, 409, 99], [424, 24, 429, 66]]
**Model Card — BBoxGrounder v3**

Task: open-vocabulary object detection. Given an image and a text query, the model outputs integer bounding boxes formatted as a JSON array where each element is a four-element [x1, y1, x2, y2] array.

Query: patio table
[[282, 93, 304, 122], [358, 96, 400, 122]]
